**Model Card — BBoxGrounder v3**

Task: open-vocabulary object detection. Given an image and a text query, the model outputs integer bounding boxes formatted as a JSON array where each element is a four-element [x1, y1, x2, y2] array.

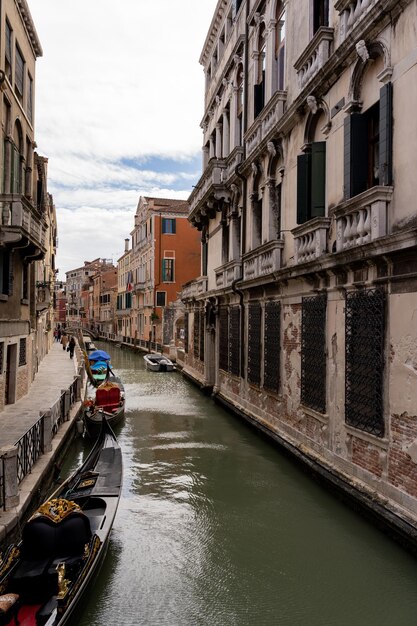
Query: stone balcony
[[242, 240, 284, 282], [245, 91, 287, 159], [294, 27, 334, 91], [214, 260, 242, 290], [335, 0, 378, 42], [333, 186, 393, 252], [292, 217, 331, 264], [0, 194, 47, 254], [189, 158, 228, 220], [182, 276, 208, 300]]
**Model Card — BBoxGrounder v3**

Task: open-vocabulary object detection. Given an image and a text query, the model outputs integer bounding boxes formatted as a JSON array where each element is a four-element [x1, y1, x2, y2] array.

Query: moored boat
[[84, 377, 125, 433], [143, 353, 175, 372], [0, 417, 122, 626]]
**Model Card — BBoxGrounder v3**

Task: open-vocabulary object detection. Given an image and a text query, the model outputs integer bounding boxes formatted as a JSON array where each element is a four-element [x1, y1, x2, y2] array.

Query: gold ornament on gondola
[[31, 498, 81, 523]]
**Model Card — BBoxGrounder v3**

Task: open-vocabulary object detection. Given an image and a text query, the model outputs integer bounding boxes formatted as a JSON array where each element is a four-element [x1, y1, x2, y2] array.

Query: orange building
[[131, 196, 201, 344]]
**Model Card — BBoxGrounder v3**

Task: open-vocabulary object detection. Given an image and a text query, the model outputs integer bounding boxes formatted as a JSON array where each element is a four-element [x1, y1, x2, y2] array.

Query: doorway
[[6, 343, 17, 405]]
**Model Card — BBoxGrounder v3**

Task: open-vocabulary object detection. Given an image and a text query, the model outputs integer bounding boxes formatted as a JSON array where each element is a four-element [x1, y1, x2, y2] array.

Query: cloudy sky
[[28, 0, 218, 279]]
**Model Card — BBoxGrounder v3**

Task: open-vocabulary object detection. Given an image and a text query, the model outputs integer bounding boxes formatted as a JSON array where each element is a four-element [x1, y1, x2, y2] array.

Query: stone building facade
[[184, 0, 417, 534], [0, 1, 57, 410]]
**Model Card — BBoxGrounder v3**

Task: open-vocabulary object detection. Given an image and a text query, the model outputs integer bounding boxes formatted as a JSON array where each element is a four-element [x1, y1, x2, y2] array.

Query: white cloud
[[28, 0, 218, 278]]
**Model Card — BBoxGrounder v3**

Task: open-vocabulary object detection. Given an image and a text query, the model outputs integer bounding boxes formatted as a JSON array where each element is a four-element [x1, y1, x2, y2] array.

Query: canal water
[[66, 343, 417, 625]]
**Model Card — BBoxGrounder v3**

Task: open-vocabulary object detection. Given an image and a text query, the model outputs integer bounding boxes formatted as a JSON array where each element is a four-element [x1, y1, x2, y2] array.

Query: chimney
[[125, 238, 129, 252]]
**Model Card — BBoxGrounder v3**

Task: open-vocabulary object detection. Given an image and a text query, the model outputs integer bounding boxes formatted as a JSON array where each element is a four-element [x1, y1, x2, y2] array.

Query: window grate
[[0, 342, 3, 373], [193, 310, 200, 359], [247, 303, 261, 386], [345, 288, 385, 437], [229, 307, 241, 377], [199, 309, 204, 362], [219, 308, 229, 372], [19, 338, 26, 367], [184, 313, 189, 353], [264, 301, 281, 393], [301, 294, 326, 413]]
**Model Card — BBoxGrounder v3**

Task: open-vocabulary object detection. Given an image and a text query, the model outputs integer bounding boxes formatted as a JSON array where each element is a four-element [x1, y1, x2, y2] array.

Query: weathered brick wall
[[389, 413, 417, 497], [352, 437, 384, 478], [16, 366, 29, 402], [282, 304, 301, 420]]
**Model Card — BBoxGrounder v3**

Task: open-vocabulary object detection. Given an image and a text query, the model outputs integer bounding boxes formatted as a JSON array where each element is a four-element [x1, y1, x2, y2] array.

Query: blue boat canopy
[[88, 350, 111, 362]]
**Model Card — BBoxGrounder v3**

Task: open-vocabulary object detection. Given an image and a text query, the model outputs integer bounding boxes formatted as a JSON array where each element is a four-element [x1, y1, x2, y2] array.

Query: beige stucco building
[[184, 0, 417, 537], [0, 1, 58, 410]]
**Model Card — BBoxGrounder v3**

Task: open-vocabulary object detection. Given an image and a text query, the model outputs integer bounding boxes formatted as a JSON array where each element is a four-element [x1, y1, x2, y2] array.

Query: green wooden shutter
[[297, 153, 311, 224], [379, 82, 393, 186], [311, 141, 326, 217], [344, 113, 367, 199]]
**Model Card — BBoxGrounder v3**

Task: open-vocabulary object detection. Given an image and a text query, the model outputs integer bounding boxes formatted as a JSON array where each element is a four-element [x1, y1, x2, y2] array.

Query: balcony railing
[[245, 91, 287, 159], [189, 158, 228, 217], [182, 276, 208, 300], [335, 0, 377, 41], [0, 194, 46, 251], [333, 186, 393, 252], [214, 260, 241, 290], [242, 240, 284, 281], [292, 217, 331, 264], [294, 27, 334, 91]]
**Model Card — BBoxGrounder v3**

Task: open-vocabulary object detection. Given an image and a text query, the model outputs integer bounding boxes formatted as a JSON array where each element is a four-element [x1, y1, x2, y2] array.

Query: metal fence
[[16, 417, 44, 483]]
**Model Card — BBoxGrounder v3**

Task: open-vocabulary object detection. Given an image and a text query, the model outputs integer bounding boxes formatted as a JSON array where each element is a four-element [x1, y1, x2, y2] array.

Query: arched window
[[254, 22, 266, 118], [275, 3, 286, 91]]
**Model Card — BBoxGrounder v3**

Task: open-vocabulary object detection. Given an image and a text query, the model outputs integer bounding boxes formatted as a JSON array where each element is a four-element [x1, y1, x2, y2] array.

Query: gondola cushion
[[0, 593, 19, 625]]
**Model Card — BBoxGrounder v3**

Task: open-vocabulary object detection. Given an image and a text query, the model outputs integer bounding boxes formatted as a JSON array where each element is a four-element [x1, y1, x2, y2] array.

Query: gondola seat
[[95, 385, 121, 413], [0, 593, 19, 626], [11, 510, 91, 603]]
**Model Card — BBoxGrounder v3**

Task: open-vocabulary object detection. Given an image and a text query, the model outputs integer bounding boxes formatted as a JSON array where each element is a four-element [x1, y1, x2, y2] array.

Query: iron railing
[[16, 417, 44, 483], [247, 303, 261, 386]]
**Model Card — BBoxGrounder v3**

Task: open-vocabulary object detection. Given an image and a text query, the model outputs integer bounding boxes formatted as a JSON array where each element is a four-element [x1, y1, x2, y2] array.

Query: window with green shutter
[[296, 141, 326, 225]]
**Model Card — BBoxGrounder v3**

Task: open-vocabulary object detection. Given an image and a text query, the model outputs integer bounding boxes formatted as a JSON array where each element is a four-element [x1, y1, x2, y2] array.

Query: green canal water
[[64, 343, 417, 625]]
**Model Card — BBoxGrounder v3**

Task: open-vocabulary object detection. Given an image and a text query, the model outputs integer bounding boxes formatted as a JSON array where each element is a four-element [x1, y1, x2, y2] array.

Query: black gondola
[[0, 417, 122, 626]]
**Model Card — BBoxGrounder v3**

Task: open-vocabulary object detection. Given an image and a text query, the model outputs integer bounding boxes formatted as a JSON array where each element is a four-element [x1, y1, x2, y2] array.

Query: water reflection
[[71, 344, 417, 626]]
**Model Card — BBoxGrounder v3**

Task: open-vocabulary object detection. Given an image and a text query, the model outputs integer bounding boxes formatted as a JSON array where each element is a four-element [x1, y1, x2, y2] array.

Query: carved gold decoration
[[56, 563, 70, 599], [31, 498, 81, 523]]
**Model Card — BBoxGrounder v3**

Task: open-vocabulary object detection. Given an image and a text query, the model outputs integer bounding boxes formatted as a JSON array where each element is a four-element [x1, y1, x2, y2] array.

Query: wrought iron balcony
[[292, 217, 331, 264], [0, 194, 47, 254], [294, 27, 334, 91], [333, 186, 393, 252], [242, 240, 284, 281]]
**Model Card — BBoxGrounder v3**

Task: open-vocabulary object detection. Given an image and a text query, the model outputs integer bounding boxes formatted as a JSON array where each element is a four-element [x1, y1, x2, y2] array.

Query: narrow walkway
[[0, 341, 77, 448]]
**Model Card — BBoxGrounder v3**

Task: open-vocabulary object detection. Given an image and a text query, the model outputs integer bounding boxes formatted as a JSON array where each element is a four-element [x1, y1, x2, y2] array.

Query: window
[[0, 250, 10, 296], [19, 338, 26, 366], [275, 5, 286, 91], [345, 288, 385, 437], [247, 303, 261, 386], [5, 21, 12, 82], [219, 307, 229, 372], [162, 218, 176, 234], [301, 295, 326, 413], [0, 342, 3, 373], [15, 45, 24, 104], [313, 0, 329, 33], [297, 141, 326, 224], [27, 74, 33, 121], [254, 22, 266, 119], [184, 312, 189, 353], [264, 301, 280, 393], [162, 258, 174, 282], [156, 291, 166, 307], [344, 83, 393, 199], [229, 307, 241, 377]]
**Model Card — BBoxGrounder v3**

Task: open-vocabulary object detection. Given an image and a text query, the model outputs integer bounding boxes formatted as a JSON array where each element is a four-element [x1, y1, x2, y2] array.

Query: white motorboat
[[143, 353, 175, 372]]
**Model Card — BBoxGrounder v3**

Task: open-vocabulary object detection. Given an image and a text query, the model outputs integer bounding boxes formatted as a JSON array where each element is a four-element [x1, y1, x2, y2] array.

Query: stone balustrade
[[294, 27, 334, 91], [215, 260, 241, 290], [335, 0, 376, 41], [182, 277, 208, 300], [333, 186, 393, 252], [243, 240, 284, 281], [245, 91, 287, 159], [0, 194, 47, 250], [292, 217, 331, 264]]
